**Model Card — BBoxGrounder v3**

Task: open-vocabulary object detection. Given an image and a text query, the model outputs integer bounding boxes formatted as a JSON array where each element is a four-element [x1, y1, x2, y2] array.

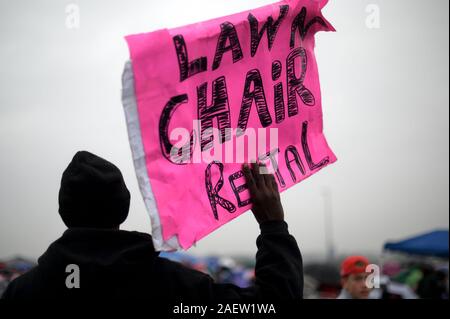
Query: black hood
[[58, 151, 131, 229]]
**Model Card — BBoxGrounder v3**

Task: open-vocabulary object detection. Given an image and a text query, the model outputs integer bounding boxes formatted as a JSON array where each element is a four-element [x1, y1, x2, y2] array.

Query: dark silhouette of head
[[58, 151, 130, 229]]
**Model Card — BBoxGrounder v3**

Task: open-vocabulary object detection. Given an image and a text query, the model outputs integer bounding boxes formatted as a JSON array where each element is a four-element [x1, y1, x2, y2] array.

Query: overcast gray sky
[[0, 0, 448, 260]]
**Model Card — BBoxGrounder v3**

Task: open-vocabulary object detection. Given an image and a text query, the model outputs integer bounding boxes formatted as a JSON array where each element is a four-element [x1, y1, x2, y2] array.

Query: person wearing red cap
[[337, 256, 372, 299]]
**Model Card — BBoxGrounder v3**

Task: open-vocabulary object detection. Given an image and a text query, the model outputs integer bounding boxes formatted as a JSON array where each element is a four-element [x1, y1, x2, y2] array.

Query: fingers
[[243, 163, 257, 196], [242, 162, 284, 224], [259, 163, 273, 189], [256, 162, 272, 190], [251, 162, 264, 188], [243, 162, 278, 192], [269, 173, 279, 193]]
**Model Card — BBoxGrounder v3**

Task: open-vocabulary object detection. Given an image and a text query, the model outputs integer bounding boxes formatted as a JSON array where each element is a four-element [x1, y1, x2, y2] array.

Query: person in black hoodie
[[2, 151, 303, 300]]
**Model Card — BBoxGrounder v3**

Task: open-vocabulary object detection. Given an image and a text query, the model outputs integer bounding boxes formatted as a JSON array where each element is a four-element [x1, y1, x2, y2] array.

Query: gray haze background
[[0, 0, 448, 260]]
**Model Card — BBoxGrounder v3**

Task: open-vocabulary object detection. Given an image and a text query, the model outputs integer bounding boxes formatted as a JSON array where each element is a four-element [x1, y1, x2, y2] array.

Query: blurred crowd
[[0, 258, 36, 297], [376, 258, 449, 299], [2, 253, 447, 299]]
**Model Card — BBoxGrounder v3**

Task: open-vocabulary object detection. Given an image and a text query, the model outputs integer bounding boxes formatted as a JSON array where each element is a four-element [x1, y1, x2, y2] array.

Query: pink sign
[[124, 0, 336, 250]]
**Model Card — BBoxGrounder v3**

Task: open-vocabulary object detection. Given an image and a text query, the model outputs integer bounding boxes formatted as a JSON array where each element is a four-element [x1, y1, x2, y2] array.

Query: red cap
[[341, 256, 370, 277]]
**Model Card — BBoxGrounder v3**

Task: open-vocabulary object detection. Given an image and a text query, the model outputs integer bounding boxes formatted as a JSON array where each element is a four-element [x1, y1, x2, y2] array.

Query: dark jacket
[[2, 221, 303, 300]]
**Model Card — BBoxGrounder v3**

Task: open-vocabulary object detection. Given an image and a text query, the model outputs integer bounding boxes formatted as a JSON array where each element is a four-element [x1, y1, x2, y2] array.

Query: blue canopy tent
[[384, 230, 449, 258]]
